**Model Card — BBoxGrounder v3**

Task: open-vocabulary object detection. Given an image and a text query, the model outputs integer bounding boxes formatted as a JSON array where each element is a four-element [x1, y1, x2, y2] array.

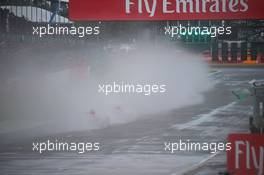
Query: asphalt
[[1, 67, 264, 175]]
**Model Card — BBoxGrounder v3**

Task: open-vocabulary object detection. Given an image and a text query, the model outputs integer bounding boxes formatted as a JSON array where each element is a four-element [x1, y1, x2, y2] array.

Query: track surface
[[1, 67, 264, 175]]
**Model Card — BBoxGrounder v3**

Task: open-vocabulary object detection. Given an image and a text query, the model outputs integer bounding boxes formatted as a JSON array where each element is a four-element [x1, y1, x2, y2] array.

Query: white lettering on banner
[[125, 0, 249, 17], [235, 140, 264, 175], [126, 0, 157, 17]]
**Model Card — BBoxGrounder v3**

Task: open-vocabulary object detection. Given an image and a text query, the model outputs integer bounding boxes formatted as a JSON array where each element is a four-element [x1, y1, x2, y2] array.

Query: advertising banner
[[69, 0, 264, 21], [227, 134, 264, 175]]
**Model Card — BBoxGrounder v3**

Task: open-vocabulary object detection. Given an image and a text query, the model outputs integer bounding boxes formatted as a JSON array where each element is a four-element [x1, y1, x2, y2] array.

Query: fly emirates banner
[[69, 0, 264, 21]]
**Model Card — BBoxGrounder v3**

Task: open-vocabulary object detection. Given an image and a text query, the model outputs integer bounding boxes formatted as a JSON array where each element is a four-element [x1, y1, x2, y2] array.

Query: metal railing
[[0, 0, 69, 23]]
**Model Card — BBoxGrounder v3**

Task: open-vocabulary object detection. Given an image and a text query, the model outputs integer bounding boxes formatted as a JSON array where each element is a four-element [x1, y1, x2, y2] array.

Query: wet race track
[[0, 67, 264, 175]]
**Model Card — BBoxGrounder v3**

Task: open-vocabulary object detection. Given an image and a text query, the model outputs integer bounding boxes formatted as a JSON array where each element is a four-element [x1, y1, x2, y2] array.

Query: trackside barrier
[[210, 41, 264, 64]]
